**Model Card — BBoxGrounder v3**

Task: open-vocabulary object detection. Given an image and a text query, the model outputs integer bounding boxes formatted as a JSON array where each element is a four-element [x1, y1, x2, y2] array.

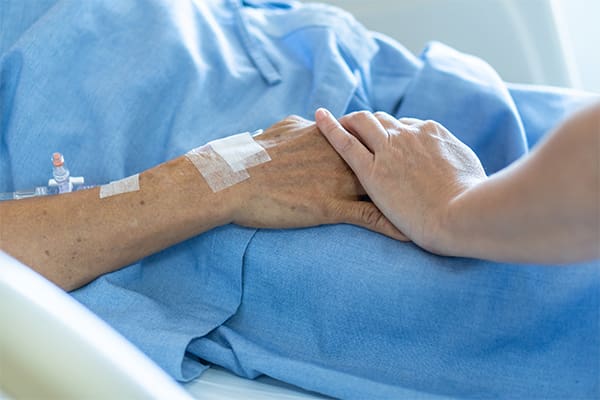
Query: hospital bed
[[0, 251, 327, 400], [0, 0, 594, 399]]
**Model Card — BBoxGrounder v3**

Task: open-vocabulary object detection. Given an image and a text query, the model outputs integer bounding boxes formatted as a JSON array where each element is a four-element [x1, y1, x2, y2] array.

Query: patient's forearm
[[0, 156, 235, 291], [443, 104, 600, 263], [0, 116, 402, 291]]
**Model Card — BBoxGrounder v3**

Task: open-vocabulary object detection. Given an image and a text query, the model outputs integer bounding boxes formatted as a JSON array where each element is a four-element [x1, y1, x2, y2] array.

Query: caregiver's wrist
[[425, 184, 483, 259]]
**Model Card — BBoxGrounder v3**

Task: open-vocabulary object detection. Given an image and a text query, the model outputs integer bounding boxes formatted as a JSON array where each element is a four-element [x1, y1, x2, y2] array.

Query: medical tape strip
[[185, 132, 270, 192], [99, 174, 140, 199], [208, 132, 269, 172]]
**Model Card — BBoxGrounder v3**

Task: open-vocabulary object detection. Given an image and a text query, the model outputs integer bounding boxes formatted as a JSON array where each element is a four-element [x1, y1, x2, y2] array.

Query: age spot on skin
[[76, 237, 82, 243], [44, 250, 50, 256], [140, 200, 146, 206]]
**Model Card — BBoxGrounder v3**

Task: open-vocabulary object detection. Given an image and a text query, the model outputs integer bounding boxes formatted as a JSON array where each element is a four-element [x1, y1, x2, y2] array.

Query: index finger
[[315, 108, 373, 174]]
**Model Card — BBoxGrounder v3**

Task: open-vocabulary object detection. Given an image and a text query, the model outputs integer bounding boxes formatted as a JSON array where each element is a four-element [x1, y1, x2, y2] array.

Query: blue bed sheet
[[1, 1, 598, 398]]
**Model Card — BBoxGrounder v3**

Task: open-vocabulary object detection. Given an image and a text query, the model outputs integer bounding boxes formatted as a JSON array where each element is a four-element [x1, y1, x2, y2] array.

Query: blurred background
[[303, 0, 600, 93]]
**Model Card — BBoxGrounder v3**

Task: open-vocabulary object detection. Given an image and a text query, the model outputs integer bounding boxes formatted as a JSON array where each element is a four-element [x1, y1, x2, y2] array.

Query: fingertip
[[315, 107, 331, 122]]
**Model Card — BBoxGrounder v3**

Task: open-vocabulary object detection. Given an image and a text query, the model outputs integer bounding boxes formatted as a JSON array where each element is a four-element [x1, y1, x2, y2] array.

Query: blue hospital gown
[[1, 0, 598, 398]]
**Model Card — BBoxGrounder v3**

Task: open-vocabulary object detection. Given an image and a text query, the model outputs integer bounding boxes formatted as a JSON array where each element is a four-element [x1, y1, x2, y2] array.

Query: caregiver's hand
[[316, 106, 600, 264], [233, 115, 406, 240], [314, 109, 486, 253]]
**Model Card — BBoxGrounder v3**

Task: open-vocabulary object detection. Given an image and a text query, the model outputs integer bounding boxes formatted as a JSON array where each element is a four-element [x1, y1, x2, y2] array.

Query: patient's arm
[[0, 155, 230, 291], [316, 104, 600, 264], [0, 116, 403, 291]]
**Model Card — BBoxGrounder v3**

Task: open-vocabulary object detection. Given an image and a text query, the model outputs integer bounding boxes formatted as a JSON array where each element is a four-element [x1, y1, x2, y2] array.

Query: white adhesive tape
[[99, 174, 140, 199], [209, 132, 269, 172], [185, 132, 270, 192], [186, 146, 250, 192]]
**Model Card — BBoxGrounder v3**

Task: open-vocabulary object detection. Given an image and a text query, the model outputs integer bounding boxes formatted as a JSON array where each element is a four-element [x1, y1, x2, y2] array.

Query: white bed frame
[[0, 251, 326, 400]]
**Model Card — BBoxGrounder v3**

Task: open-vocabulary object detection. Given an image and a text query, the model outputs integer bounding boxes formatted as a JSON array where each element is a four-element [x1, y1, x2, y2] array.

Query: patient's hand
[[0, 115, 405, 292], [231, 116, 406, 240]]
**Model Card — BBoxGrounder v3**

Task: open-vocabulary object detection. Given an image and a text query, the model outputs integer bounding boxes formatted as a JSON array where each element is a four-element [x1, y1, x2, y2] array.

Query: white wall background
[[551, 0, 600, 92], [302, 0, 599, 93]]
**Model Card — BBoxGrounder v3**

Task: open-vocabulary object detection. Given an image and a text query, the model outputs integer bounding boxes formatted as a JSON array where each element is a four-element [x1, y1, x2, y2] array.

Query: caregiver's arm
[[315, 104, 600, 264], [0, 116, 403, 291]]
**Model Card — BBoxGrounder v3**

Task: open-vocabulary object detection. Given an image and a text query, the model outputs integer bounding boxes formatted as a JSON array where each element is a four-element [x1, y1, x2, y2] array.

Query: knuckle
[[421, 119, 439, 131], [373, 111, 388, 121], [398, 117, 417, 124], [347, 110, 372, 123], [355, 110, 373, 122], [374, 111, 396, 130], [345, 111, 360, 120]]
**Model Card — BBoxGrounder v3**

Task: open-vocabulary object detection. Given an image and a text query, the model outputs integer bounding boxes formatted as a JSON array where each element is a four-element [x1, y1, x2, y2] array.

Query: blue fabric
[[1, 0, 598, 398]]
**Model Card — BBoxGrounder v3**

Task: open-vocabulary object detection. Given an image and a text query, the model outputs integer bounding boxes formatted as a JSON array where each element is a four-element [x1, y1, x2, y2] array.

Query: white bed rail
[[0, 251, 192, 400]]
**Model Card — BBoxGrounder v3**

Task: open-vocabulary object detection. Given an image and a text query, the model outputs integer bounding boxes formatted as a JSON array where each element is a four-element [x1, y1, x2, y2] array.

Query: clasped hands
[[230, 110, 487, 253]]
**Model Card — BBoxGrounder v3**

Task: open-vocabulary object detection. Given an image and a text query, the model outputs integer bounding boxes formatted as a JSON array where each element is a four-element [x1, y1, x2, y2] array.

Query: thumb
[[337, 200, 409, 241]]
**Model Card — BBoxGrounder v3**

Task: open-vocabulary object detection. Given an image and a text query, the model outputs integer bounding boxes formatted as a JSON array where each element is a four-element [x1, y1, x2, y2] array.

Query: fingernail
[[316, 108, 330, 120]]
